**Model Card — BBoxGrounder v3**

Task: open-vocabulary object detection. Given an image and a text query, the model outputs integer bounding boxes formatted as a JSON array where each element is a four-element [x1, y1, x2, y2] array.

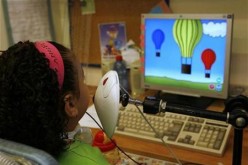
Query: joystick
[[93, 71, 120, 138]]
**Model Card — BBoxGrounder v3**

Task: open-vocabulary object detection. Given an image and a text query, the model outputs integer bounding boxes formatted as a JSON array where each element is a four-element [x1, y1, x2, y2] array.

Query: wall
[[69, 0, 163, 65]]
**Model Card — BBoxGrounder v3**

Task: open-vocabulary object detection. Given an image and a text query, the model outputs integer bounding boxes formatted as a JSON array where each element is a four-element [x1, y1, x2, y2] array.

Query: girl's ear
[[64, 93, 78, 117]]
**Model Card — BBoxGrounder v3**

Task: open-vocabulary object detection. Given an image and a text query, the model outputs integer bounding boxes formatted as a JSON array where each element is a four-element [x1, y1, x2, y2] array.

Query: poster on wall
[[98, 22, 127, 59]]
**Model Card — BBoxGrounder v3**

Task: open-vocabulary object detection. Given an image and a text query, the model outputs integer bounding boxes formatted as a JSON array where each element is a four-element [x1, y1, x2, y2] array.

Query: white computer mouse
[[94, 70, 120, 138]]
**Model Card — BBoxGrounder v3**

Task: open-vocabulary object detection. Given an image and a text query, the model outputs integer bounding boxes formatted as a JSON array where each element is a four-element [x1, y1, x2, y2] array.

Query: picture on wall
[[98, 22, 127, 59]]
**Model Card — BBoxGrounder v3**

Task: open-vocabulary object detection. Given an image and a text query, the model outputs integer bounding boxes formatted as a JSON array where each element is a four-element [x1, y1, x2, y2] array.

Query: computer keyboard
[[115, 104, 232, 156]]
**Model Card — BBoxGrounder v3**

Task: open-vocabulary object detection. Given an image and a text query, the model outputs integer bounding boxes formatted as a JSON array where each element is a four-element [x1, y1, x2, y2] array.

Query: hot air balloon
[[173, 19, 203, 74], [201, 48, 216, 78], [152, 29, 165, 57]]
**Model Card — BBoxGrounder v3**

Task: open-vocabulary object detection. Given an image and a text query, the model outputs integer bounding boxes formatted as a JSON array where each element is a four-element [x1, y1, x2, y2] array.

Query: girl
[[0, 41, 110, 165]]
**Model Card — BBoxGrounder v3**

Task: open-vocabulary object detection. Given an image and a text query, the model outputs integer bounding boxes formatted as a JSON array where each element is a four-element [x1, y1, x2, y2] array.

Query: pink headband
[[34, 41, 64, 89]]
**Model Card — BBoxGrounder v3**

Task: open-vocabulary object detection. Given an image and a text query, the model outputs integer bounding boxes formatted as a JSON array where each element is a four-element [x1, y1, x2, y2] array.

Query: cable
[[134, 104, 183, 165], [120, 86, 183, 165], [86, 112, 143, 165]]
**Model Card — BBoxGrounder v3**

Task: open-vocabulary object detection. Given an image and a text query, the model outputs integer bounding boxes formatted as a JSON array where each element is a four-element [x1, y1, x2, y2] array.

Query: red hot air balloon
[[201, 49, 216, 78]]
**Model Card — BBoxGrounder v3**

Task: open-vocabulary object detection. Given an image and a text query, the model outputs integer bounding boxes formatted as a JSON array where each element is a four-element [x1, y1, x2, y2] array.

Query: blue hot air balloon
[[152, 29, 165, 57]]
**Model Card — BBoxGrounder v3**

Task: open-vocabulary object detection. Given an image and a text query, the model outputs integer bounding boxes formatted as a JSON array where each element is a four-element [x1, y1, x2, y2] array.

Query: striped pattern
[[173, 19, 203, 57]]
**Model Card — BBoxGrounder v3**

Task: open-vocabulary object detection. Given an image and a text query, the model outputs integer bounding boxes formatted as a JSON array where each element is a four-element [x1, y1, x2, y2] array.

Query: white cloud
[[203, 22, 227, 37]]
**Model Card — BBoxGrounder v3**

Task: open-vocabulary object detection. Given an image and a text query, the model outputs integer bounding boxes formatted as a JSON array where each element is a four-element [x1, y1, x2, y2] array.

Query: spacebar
[[124, 128, 156, 137]]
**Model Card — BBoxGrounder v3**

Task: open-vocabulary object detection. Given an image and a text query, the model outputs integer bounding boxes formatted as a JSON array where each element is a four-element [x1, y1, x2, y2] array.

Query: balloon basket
[[205, 73, 210, 78], [181, 64, 191, 74], [156, 52, 160, 57]]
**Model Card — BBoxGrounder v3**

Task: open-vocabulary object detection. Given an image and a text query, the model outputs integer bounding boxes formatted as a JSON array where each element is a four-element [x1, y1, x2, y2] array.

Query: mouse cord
[[120, 86, 183, 165], [120, 85, 182, 165], [86, 112, 144, 165], [134, 104, 183, 165]]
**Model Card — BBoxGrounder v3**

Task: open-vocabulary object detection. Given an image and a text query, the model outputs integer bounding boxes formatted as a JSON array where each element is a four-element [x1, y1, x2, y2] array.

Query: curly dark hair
[[0, 41, 79, 157]]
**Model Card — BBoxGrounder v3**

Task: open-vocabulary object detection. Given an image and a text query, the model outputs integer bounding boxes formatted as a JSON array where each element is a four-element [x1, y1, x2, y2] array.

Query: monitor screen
[[141, 14, 233, 106]]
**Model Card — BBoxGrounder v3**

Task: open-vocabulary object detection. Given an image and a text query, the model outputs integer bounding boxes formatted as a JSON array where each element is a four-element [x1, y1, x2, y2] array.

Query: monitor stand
[[155, 91, 214, 109]]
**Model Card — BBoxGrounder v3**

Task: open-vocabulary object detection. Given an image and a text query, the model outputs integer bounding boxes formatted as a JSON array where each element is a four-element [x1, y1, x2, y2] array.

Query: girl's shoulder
[[58, 140, 110, 165]]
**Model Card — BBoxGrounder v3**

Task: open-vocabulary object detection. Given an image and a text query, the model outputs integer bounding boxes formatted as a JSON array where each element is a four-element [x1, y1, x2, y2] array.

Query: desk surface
[[87, 86, 248, 165], [91, 128, 248, 165]]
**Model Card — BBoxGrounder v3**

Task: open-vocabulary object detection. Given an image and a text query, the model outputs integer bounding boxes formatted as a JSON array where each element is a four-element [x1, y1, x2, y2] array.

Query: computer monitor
[[141, 13, 233, 108]]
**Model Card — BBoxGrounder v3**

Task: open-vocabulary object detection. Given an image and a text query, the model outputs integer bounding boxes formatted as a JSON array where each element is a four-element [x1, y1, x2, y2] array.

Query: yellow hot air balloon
[[173, 19, 203, 74]]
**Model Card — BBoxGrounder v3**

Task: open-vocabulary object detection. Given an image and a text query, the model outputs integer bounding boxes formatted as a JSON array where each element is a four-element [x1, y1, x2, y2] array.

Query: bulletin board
[[70, 0, 171, 65]]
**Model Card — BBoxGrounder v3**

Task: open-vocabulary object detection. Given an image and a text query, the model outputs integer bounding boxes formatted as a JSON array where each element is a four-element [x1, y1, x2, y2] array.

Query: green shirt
[[58, 140, 110, 165]]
